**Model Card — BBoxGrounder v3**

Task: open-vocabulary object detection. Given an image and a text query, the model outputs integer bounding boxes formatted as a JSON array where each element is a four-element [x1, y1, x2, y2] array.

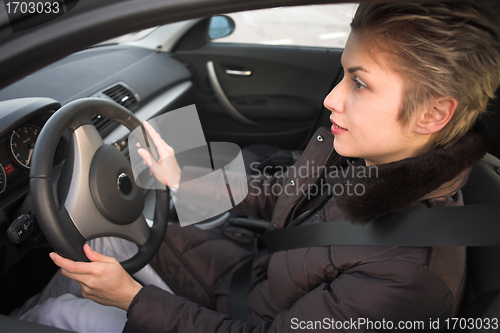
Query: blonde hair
[[351, 1, 500, 146]]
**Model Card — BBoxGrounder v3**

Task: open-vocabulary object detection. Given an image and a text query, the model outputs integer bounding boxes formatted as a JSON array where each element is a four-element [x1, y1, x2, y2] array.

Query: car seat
[[482, 91, 500, 159], [453, 153, 500, 330], [446, 88, 500, 331]]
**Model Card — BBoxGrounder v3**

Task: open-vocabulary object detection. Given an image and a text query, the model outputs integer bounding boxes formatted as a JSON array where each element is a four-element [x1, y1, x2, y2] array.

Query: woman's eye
[[351, 77, 366, 90]]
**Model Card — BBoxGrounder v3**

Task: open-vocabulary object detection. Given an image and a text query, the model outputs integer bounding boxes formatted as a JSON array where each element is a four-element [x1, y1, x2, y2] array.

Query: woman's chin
[[333, 140, 356, 158]]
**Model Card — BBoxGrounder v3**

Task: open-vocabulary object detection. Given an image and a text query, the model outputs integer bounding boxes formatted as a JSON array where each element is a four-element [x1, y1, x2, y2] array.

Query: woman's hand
[[137, 121, 181, 189], [50, 244, 143, 311]]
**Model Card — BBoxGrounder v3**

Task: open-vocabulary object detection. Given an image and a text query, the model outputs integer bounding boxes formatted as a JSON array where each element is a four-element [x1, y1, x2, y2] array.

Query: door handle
[[206, 61, 260, 126], [225, 69, 252, 76]]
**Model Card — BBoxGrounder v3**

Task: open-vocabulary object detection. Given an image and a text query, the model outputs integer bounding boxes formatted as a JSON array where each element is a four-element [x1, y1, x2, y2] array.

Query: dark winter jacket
[[124, 124, 489, 332]]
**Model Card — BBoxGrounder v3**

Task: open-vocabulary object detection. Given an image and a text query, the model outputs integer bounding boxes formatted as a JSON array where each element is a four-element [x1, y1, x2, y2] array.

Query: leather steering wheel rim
[[30, 98, 169, 275]]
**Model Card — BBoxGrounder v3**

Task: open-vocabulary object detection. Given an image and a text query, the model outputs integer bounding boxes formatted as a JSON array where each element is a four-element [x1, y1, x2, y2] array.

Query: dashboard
[[0, 44, 192, 276]]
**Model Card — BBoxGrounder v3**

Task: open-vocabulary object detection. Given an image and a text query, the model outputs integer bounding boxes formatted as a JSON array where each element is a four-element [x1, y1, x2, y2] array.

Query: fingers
[[141, 121, 157, 135], [137, 144, 154, 169], [49, 246, 114, 274], [51, 250, 109, 294], [49, 248, 141, 310], [83, 244, 116, 264], [50, 253, 97, 287], [137, 121, 181, 188], [142, 121, 163, 149], [137, 146, 154, 166], [141, 121, 174, 159], [50, 252, 92, 274]]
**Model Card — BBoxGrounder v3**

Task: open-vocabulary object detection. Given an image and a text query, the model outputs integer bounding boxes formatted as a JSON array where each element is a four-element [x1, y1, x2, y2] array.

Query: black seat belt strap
[[260, 204, 500, 254], [228, 203, 500, 320], [228, 257, 253, 321]]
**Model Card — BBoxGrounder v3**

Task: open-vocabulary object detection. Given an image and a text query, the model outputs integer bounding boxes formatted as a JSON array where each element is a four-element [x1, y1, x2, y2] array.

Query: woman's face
[[324, 33, 428, 166]]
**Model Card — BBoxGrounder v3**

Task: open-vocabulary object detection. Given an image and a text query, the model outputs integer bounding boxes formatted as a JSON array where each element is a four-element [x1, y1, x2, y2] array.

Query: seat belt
[[260, 203, 500, 253], [227, 185, 331, 321], [227, 203, 500, 321], [228, 257, 253, 321]]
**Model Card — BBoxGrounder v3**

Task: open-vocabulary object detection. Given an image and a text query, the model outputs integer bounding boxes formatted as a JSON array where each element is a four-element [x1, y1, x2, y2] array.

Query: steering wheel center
[[89, 144, 143, 225], [117, 172, 133, 195]]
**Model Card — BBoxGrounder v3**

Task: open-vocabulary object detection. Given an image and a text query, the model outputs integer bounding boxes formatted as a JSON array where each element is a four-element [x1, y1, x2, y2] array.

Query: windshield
[[96, 27, 158, 46]]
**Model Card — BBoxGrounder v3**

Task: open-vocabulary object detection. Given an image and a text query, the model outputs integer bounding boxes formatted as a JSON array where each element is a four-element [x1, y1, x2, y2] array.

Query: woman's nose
[[323, 80, 345, 114]]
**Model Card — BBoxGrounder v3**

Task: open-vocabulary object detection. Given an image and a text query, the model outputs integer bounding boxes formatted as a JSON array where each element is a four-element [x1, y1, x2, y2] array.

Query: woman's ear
[[414, 97, 457, 135]]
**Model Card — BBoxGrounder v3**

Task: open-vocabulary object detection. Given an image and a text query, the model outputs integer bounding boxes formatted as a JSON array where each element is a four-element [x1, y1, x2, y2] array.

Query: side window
[[210, 4, 357, 49]]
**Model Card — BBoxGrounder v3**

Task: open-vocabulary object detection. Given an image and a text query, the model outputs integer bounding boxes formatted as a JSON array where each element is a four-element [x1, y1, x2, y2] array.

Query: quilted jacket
[[124, 124, 489, 332]]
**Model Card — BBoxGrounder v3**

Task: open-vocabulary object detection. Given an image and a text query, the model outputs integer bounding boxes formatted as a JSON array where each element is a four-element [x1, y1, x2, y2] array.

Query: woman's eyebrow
[[347, 66, 369, 74]]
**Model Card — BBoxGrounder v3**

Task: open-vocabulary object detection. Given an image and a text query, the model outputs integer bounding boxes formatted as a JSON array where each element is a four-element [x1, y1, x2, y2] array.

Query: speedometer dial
[[10, 124, 41, 169], [0, 164, 5, 194]]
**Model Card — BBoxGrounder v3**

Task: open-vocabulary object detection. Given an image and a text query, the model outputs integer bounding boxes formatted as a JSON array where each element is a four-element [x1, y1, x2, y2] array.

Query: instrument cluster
[[0, 116, 48, 197]]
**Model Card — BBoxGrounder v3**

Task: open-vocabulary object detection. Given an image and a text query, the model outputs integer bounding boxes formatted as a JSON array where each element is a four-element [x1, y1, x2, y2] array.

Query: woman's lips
[[330, 120, 347, 135]]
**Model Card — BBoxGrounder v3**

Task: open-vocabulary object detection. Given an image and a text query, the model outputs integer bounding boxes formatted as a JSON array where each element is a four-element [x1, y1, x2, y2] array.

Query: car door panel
[[175, 42, 342, 149]]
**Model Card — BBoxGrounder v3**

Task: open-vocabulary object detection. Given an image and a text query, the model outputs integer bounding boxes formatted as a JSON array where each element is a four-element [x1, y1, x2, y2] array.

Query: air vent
[[90, 82, 140, 138], [91, 114, 110, 133], [102, 83, 139, 110]]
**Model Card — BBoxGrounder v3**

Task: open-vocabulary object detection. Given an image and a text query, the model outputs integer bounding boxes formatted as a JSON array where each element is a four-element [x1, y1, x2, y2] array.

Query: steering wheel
[[30, 98, 169, 275]]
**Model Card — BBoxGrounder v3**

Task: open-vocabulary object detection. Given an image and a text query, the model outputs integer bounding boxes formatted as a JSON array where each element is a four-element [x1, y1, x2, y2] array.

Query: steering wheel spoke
[[64, 123, 103, 217], [74, 213, 150, 246]]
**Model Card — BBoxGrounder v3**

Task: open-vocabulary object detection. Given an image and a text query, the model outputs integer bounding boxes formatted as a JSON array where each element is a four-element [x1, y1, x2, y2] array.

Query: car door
[[173, 4, 355, 150]]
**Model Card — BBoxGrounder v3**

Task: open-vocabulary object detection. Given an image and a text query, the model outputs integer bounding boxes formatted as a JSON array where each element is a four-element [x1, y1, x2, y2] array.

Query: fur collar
[[326, 122, 491, 224]]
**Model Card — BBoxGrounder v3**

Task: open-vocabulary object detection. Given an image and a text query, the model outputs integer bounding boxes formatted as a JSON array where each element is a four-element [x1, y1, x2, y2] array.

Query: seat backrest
[[481, 89, 500, 158], [458, 153, 500, 320], [461, 153, 500, 205]]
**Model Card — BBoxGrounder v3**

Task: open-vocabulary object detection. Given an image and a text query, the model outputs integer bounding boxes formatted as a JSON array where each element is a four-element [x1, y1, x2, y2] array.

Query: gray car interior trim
[[206, 61, 260, 126]]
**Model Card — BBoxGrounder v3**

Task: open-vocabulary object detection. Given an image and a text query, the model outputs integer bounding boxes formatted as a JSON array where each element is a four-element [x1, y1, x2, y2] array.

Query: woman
[[15, 1, 500, 331]]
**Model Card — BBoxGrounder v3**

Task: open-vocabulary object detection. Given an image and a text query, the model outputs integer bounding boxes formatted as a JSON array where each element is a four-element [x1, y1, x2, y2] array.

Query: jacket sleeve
[[177, 165, 288, 222], [122, 285, 368, 333], [123, 260, 453, 332]]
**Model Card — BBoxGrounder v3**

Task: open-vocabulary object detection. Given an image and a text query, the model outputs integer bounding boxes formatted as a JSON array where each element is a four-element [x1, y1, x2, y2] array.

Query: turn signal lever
[[7, 212, 36, 244]]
